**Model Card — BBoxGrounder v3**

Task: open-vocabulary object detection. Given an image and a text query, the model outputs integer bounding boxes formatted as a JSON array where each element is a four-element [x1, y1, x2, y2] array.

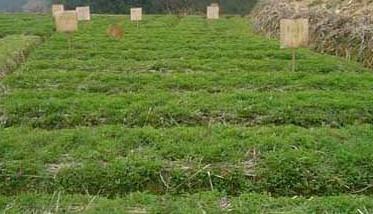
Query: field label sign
[[207, 4, 219, 19], [52, 4, 64, 17], [76, 6, 91, 21], [131, 8, 143, 21], [55, 11, 78, 33], [280, 19, 309, 49], [280, 19, 309, 72]]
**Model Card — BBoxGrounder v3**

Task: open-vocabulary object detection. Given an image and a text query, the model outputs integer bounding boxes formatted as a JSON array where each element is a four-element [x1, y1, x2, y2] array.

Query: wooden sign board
[[76, 6, 91, 21], [207, 4, 219, 19], [131, 8, 142, 21], [280, 19, 309, 49], [52, 4, 64, 17], [55, 11, 78, 33]]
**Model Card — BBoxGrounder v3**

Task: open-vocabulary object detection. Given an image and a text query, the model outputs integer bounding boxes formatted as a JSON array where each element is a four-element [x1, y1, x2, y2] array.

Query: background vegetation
[[0, 0, 258, 14]]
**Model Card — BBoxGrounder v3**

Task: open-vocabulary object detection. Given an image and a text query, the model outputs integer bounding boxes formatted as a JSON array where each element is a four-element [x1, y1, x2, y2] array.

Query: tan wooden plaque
[[131, 8, 142, 21], [207, 5, 219, 19], [76, 6, 91, 21], [280, 19, 309, 49], [55, 11, 78, 33], [52, 4, 64, 17]]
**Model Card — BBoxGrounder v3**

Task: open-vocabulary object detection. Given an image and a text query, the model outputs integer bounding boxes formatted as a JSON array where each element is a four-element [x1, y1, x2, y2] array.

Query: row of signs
[[52, 4, 309, 50], [52, 3, 222, 33], [53, 5, 143, 33], [52, 5, 90, 21]]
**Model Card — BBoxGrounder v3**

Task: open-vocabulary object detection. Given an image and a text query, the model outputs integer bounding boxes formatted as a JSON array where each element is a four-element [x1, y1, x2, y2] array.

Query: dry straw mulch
[[106, 24, 124, 40], [251, 0, 373, 68]]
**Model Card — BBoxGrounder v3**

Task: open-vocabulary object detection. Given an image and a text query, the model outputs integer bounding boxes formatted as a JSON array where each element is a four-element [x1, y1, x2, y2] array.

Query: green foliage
[[1, 14, 373, 212], [0, 35, 41, 76], [0, 13, 53, 37], [1, 192, 373, 213], [1, 125, 373, 196], [1, 15, 371, 129]]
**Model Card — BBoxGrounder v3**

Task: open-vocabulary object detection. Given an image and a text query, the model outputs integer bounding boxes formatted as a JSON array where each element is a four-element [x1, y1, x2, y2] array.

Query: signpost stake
[[292, 48, 296, 72], [68, 34, 73, 61]]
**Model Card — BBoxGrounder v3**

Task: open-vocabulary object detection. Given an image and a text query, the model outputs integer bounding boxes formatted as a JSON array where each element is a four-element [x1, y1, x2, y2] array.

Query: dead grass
[[106, 24, 124, 40], [252, 0, 373, 68]]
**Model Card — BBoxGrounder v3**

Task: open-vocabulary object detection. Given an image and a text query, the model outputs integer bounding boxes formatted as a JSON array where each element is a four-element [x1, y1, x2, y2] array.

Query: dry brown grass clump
[[106, 24, 124, 40], [252, 0, 373, 68]]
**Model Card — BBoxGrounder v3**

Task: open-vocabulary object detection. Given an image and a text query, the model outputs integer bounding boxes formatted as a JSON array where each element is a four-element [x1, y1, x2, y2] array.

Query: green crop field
[[1, 13, 373, 213]]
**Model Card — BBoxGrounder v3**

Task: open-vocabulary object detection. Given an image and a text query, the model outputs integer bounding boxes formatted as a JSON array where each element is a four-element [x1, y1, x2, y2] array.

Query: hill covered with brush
[[252, 0, 373, 67]]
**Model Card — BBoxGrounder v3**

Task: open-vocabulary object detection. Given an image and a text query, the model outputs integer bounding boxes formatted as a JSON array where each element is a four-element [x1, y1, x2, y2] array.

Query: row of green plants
[[1, 125, 373, 196], [3, 89, 373, 128], [1, 191, 373, 213], [0, 14, 53, 37], [4, 68, 373, 92]]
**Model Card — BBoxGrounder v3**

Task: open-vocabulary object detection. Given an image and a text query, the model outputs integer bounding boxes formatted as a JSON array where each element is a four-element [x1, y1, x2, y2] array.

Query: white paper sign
[[76, 6, 91, 21], [131, 8, 142, 21], [55, 11, 78, 33], [52, 4, 64, 17], [207, 4, 219, 19], [280, 19, 309, 49]]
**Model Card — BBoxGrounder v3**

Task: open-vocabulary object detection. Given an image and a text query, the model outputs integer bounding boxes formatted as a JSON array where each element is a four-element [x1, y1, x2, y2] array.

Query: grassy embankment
[[0, 35, 42, 77]]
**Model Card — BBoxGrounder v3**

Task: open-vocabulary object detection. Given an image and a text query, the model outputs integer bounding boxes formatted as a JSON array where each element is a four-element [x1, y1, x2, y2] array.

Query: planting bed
[[0, 14, 373, 212]]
